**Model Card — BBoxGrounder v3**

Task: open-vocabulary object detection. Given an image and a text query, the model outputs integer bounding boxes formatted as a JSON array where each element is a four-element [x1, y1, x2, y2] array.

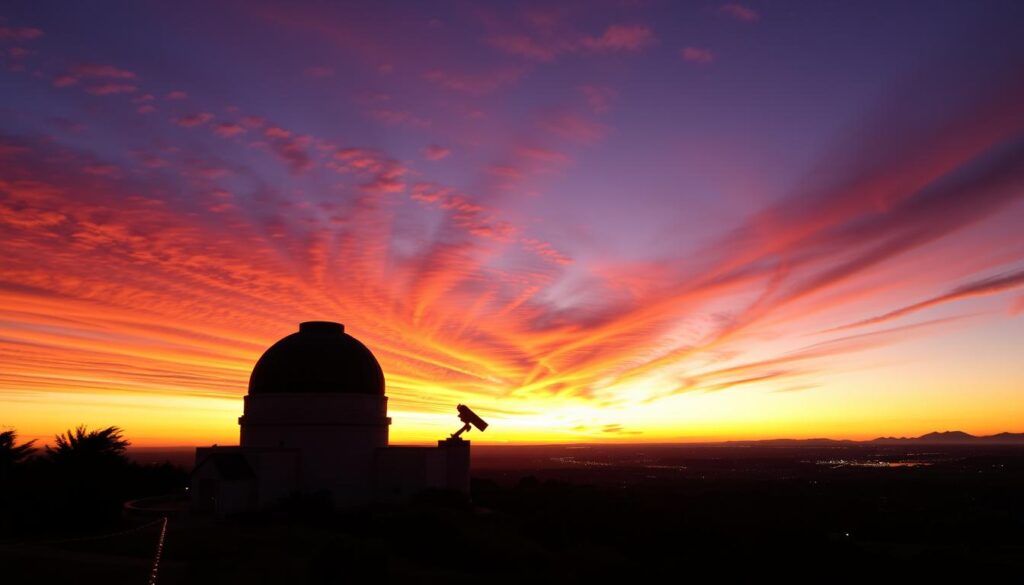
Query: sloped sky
[[2, 1, 1023, 446]]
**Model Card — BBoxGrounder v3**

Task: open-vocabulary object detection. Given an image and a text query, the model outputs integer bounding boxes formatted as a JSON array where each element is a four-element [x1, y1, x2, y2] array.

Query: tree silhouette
[[45, 425, 130, 466], [0, 429, 37, 478]]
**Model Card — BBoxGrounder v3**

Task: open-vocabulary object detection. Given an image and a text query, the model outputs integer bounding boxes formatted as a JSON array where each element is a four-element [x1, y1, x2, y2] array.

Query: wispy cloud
[[0, 26, 44, 41], [52, 63, 138, 90], [831, 267, 1024, 332], [579, 85, 616, 114], [423, 67, 527, 95], [579, 24, 656, 52], [720, 4, 759, 23], [304, 65, 335, 78], [423, 144, 451, 161], [487, 23, 656, 62], [214, 122, 246, 137], [175, 112, 214, 127], [681, 47, 715, 64], [2, 3, 1023, 444], [538, 112, 607, 143], [85, 83, 136, 95]]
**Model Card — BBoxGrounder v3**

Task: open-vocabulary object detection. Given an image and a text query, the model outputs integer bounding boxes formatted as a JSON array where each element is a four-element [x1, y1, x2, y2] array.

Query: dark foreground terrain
[[3, 442, 1023, 582]]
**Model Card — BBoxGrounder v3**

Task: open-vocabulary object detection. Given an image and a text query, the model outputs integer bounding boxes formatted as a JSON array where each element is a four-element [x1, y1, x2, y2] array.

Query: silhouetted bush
[[0, 426, 187, 538]]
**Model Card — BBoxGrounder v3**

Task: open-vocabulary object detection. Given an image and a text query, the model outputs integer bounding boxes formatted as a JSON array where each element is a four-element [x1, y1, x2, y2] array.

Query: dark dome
[[248, 322, 385, 395]]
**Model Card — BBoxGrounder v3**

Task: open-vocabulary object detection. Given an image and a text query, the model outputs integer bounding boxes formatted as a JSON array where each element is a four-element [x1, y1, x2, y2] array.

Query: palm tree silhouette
[[0, 429, 37, 478], [45, 425, 130, 466]]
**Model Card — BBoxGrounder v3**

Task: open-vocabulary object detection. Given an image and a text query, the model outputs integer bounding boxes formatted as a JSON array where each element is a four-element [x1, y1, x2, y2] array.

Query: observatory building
[[191, 321, 478, 517]]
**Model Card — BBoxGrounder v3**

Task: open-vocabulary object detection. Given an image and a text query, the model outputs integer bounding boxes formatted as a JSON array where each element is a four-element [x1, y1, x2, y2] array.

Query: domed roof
[[248, 321, 385, 395]]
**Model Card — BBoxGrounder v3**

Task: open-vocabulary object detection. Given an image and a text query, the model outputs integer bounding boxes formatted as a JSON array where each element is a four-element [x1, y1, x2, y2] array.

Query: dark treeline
[[0, 427, 187, 538]]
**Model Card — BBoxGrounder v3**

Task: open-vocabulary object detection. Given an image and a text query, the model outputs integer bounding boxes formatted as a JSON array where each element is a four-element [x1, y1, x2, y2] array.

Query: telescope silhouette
[[450, 404, 488, 439]]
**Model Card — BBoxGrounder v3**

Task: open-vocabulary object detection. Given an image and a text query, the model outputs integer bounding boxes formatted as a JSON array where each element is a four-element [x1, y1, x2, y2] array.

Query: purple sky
[[2, 1, 1024, 444]]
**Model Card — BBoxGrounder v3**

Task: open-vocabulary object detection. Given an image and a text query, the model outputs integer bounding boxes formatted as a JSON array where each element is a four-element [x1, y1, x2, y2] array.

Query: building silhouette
[[191, 321, 470, 516]]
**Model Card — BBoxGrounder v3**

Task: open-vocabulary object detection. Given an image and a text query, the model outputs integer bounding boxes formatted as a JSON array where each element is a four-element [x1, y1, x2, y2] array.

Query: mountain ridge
[[870, 430, 1024, 444], [718, 431, 1024, 446]]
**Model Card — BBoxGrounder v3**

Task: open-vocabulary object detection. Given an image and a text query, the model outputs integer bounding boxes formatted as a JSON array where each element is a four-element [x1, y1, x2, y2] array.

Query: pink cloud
[[85, 83, 137, 96], [368, 109, 430, 128], [831, 268, 1024, 332], [487, 35, 560, 61], [138, 154, 167, 168], [333, 147, 380, 171], [490, 24, 656, 62], [241, 116, 266, 128], [53, 63, 138, 91], [176, 112, 214, 127], [579, 85, 616, 114], [52, 75, 78, 88], [423, 144, 451, 161], [83, 164, 121, 178], [681, 46, 715, 64], [304, 65, 335, 78], [521, 238, 572, 265], [360, 165, 406, 194], [539, 112, 607, 143], [411, 183, 515, 241], [264, 126, 291, 139], [1011, 296, 1024, 316], [266, 135, 314, 175], [516, 146, 569, 165], [331, 147, 406, 191], [0, 27, 43, 41], [490, 165, 524, 181], [423, 67, 526, 95], [214, 123, 246, 138], [71, 63, 136, 79], [166, 90, 188, 100], [198, 167, 231, 179], [720, 3, 760, 22], [137, 105, 157, 114], [178, 159, 232, 180], [579, 24, 656, 52]]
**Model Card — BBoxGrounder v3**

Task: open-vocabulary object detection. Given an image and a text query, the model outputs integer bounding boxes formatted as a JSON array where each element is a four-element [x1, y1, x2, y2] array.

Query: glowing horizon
[[2, 2, 1023, 448]]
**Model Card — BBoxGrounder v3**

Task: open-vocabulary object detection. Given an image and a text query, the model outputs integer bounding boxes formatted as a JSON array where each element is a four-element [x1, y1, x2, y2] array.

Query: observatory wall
[[239, 392, 390, 504], [374, 439, 471, 501]]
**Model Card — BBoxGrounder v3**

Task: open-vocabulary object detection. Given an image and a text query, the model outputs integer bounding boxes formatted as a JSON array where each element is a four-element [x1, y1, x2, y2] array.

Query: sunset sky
[[2, 1, 1023, 447]]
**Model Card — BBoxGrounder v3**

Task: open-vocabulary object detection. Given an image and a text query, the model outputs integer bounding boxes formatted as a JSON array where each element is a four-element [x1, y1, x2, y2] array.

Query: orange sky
[[2, 2, 1024, 447]]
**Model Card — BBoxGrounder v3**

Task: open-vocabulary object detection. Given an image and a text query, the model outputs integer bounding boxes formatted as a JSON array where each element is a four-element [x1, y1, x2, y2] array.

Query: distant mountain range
[[870, 431, 1024, 444], [727, 431, 1024, 447]]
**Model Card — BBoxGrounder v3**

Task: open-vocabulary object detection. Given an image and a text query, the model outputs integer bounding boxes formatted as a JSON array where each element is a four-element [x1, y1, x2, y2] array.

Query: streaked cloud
[[681, 47, 715, 64], [175, 112, 214, 127], [423, 67, 527, 95], [488, 23, 656, 62], [423, 144, 451, 161], [304, 65, 335, 78], [214, 122, 246, 137], [2, 2, 1023, 445], [832, 268, 1024, 332], [579, 24, 656, 52], [720, 4, 760, 23], [0, 26, 43, 41]]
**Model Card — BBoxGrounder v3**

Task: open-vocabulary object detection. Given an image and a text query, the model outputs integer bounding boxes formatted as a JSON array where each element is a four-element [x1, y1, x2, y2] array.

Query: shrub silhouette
[[45, 425, 130, 466], [0, 429, 36, 480], [0, 425, 185, 537]]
